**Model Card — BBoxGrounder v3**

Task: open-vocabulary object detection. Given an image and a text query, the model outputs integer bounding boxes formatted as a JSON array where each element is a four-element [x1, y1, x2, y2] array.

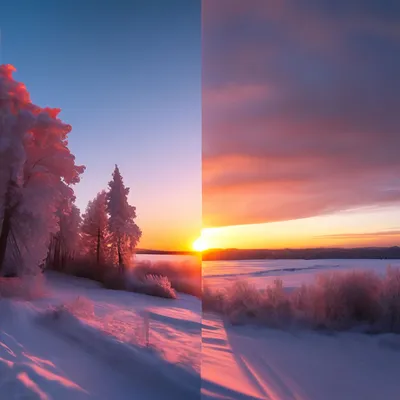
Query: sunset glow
[[192, 236, 209, 252], [202, 206, 400, 250]]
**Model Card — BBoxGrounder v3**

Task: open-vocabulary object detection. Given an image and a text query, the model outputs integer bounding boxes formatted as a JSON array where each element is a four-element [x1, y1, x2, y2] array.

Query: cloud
[[315, 230, 400, 240], [202, 0, 400, 228]]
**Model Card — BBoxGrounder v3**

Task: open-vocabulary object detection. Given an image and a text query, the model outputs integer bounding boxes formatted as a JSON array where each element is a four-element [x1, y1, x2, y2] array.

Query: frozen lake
[[202, 258, 400, 289]]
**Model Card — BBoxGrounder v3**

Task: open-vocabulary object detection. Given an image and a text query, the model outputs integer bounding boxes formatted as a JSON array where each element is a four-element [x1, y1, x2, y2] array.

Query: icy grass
[[203, 267, 400, 333]]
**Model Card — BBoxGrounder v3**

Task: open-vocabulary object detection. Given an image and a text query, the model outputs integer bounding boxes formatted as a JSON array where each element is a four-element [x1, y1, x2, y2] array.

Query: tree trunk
[[0, 209, 12, 274], [97, 227, 101, 265], [54, 236, 61, 270], [117, 235, 124, 273]]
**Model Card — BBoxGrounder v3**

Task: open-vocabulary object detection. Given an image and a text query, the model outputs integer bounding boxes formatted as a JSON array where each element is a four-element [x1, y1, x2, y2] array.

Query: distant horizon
[[136, 244, 400, 254], [203, 245, 400, 252], [202, 246, 400, 262]]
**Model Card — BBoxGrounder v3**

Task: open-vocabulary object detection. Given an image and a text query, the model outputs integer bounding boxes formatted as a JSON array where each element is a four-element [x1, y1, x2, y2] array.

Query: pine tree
[[81, 191, 109, 265], [106, 165, 141, 271], [48, 200, 81, 270]]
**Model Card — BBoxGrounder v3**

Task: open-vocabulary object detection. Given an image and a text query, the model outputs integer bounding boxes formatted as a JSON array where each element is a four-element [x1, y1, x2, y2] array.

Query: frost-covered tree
[[0, 64, 85, 276], [48, 199, 82, 270], [106, 165, 141, 271], [81, 191, 109, 265]]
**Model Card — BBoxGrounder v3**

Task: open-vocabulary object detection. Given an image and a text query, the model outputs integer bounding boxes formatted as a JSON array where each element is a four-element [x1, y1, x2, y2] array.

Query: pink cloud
[[202, 1, 400, 227]]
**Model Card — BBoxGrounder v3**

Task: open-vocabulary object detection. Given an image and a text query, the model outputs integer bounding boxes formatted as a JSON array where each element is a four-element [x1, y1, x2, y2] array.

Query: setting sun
[[192, 236, 209, 252]]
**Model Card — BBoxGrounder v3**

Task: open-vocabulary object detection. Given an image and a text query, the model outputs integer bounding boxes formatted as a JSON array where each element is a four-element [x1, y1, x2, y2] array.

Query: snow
[[4, 258, 400, 399], [203, 258, 400, 290], [202, 259, 400, 399], [202, 313, 400, 400], [0, 271, 201, 399]]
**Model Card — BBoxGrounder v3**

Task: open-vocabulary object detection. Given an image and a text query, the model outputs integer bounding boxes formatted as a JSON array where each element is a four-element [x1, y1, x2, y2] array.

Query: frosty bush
[[133, 259, 201, 297], [302, 270, 381, 330], [203, 285, 226, 314], [379, 267, 400, 332], [204, 267, 400, 333], [204, 279, 292, 326], [126, 273, 176, 299]]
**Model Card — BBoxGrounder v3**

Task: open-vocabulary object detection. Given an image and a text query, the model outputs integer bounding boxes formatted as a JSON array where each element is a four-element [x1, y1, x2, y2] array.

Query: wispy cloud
[[316, 230, 400, 240]]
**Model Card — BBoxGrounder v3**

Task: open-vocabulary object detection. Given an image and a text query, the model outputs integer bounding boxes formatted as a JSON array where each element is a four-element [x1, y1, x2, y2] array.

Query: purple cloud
[[202, 0, 400, 227]]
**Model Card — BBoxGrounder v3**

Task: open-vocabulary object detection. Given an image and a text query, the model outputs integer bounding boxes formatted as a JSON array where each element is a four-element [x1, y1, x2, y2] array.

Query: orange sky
[[200, 206, 400, 250]]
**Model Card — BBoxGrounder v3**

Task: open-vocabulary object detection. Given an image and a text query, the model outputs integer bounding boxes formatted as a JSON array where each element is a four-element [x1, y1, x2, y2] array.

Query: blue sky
[[1, 0, 201, 250]]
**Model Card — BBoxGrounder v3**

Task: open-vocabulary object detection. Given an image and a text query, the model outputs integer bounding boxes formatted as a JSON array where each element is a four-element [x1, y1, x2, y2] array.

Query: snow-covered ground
[[202, 259, 400, 400], [4, 258, 400, 400], [0, 270, 201, 399]]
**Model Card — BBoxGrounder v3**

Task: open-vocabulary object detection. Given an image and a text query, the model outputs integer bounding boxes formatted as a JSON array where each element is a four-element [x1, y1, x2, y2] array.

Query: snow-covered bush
[[223, 281, 264, 324], [133, 259, 201, 297], [378, 267, 400, 332], [300, 270, 381, 330], [204, 279, 292, 326], [126, 272, 176, 299], [204, 268, 400, 333]]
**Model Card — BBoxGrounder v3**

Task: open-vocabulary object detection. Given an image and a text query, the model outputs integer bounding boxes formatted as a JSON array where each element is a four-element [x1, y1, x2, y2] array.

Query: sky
[[202, 0, 400, 249], [1, 0, 201, 251]]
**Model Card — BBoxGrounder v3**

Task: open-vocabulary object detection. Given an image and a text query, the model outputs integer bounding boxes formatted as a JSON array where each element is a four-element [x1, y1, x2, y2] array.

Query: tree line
[[0, 64, 141, 277]]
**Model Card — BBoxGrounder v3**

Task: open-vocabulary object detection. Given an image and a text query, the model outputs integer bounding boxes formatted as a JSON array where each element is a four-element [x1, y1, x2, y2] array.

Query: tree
[[81, 191, 109, 265], [106, 165, 141, 271], [0, 64, 85, 275], [48, 199, 82, 271]]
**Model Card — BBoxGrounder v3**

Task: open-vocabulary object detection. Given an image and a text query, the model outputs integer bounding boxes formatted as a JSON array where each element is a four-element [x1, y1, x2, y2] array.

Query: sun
[[192, 236, 208, 252]]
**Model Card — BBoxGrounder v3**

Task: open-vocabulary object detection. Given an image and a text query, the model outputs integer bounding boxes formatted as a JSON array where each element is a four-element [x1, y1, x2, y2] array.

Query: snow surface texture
[[202, 259, 400, 399], [0, 271, 201, 399], [202, 313, 400, 400], [203, 258, 400, 290]]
